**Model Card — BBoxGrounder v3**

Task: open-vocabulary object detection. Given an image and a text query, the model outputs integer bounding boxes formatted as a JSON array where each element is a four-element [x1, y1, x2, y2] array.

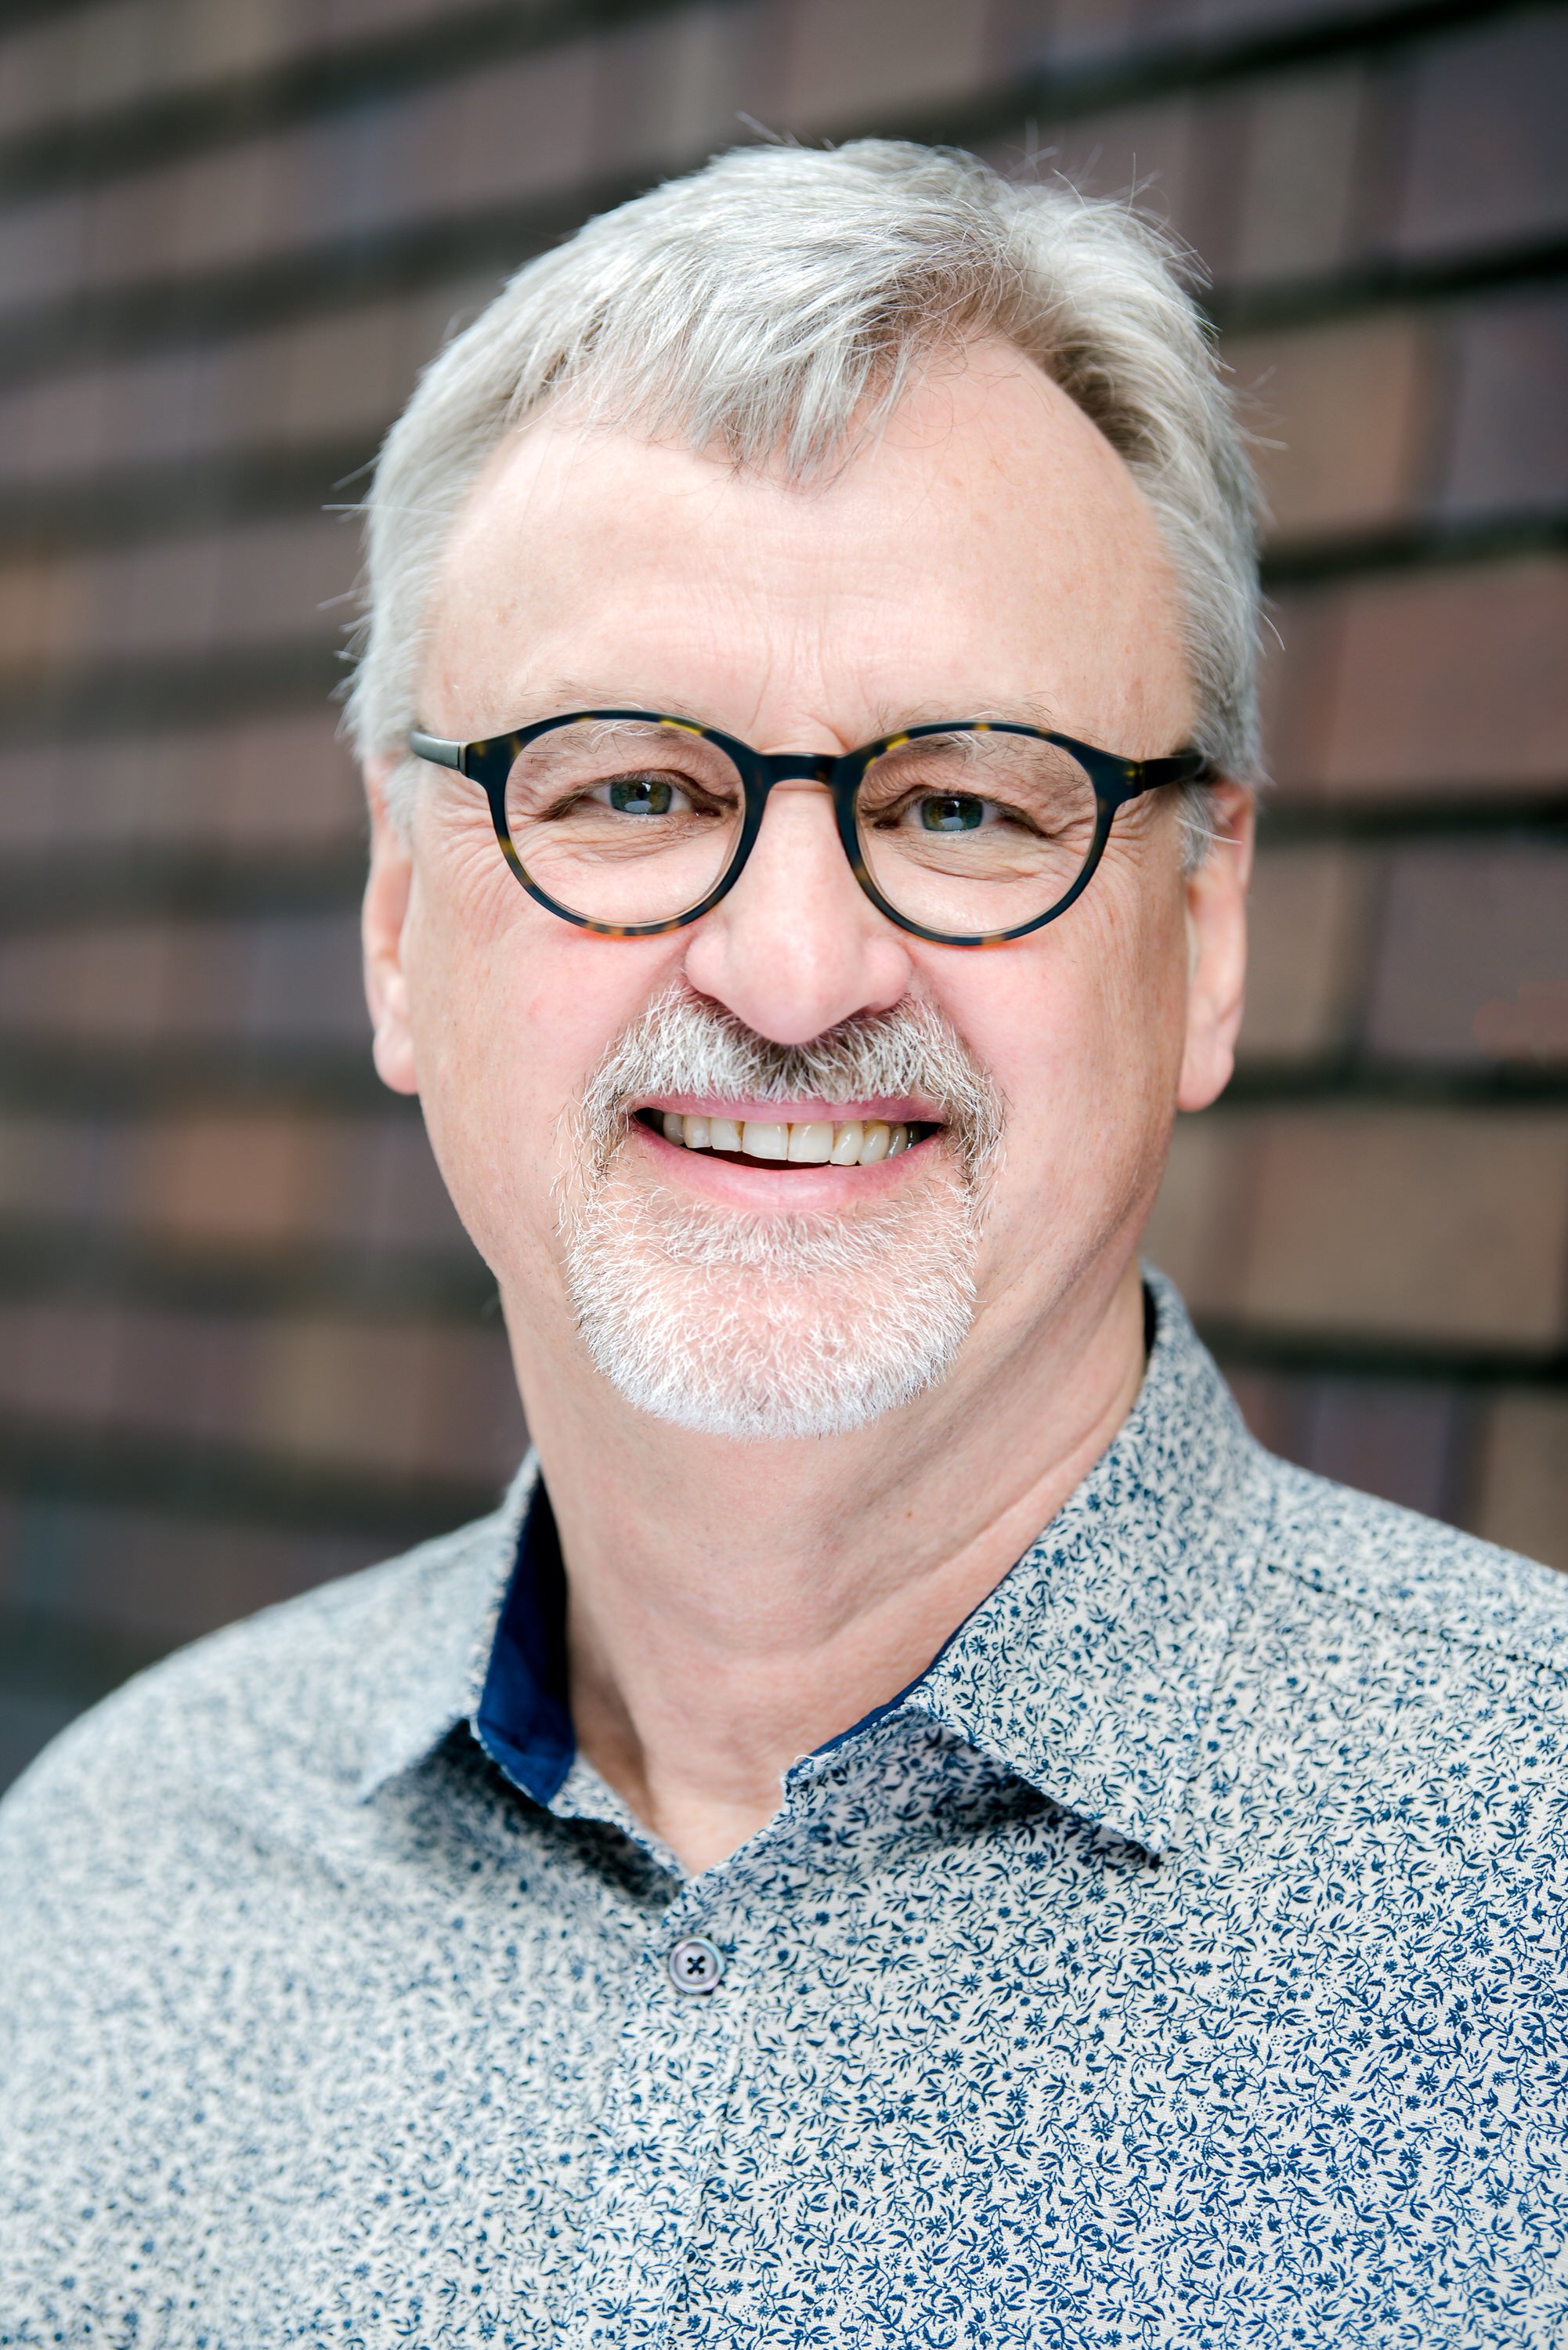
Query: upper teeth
[[660, 1112, 913, 1165]]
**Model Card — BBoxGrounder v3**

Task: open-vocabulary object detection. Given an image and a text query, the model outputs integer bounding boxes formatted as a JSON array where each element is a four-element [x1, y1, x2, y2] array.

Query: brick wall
[[1, 0, 1564, 1788]]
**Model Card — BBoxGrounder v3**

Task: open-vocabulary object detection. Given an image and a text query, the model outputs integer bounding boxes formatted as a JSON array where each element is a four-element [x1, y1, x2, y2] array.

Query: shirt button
[[667, 1936, 724, 1994]]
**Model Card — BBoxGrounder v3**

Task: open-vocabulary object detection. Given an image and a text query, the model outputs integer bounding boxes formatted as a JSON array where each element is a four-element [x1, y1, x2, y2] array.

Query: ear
[[363, 757, 420, 1097], [1176, 781, 1255, 1115]]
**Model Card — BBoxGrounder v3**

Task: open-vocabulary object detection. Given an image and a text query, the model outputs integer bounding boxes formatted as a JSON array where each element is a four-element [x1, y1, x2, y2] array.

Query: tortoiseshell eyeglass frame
[[406, 710, 1215, 950]]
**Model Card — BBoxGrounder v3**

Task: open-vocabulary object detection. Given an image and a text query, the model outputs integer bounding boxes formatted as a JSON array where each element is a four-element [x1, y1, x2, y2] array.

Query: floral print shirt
[[2, 1274, 1566, 2347]]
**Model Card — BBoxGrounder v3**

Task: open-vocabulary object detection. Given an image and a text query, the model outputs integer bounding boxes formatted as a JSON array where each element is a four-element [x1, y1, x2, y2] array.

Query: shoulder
[[1258, 1452, 1568, 1680], [0, 1495, 514, 1881]]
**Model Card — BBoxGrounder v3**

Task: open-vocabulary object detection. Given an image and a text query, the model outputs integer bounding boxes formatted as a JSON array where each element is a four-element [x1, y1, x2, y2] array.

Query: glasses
[[407, 710, 1212, 949]]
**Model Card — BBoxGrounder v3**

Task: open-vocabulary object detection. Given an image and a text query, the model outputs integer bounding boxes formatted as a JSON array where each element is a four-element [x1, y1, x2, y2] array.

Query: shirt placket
[[563, 1872, 753, 2348]]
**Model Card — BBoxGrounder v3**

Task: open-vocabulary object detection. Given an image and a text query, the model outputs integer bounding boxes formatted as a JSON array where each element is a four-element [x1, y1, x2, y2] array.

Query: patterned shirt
[[3, 1274, 1567, 2347]]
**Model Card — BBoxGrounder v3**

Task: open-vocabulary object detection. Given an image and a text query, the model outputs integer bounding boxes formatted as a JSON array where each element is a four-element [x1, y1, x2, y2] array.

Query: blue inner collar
[[472, 1479, 576, 1807]]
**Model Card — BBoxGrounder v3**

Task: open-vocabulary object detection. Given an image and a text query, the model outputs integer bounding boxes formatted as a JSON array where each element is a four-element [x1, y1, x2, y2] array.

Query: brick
[[0, 1115, 99, 1221], [4, 1493, 381, 1647], [60, 0, 161, 119], [103, 533, 227, 663], [1364, 842, 1568, 1067], [781, 0, 990, 136], [1003, 0, 1139, 74], [0, 922, 181, 1044], [0, 913, 363, 1052], [1225, 63, 1366, 289], [591, 9, 750, 180], [1293, 1375, 1465, 1520], [1162, 0, 1424, 32], [128, 1112, 334, 1250], [0, 1106, 472, 1267], [107, 1307, 261, 1447], [1269, 559, 1568, 800], [432, 44, 598, 219], [0, 515, 350, 680], [168, 132, 297, 277], [0, 186, 88, 312], [81, 149, 186, 287], [0, 368, 111, 484], [0, 287, 461, 490], [1226, 1363, 1465, 1520], [1439, 287, 1568, 524], [255, 1315, 522, 1481], [354, 1115, 471, 1253], [208, 514, 356, 652], [1239, 1107, 1568, 1350], [1236, 842, 1375, 1065], [240, 913, 366, 1046], [1227, 314, 1433, 544], [0, 1296, 521, 1480], [1396, 6, 1568, 262], [0, 714, 359, 856], [0, 1302, 131, 1423], [291, 87, 420, 247], [1142, 1109, 1255, 1319], [181, 710, 363, 850], [1043, 96, 1202, 247], [156, 0, 281, 92], [271, 299, 409, 446], [0, 13, 72, 141], [0, 551, 80, 675], [1469, 1390, 1568, 1572]]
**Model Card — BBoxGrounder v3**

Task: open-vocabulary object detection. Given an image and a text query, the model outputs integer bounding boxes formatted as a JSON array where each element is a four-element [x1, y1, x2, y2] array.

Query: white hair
[[346, 139, 1261, 829]]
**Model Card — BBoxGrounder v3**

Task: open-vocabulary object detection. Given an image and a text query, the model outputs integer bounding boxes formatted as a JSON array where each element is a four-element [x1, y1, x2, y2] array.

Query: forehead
[[423, 337, 1190, 752]]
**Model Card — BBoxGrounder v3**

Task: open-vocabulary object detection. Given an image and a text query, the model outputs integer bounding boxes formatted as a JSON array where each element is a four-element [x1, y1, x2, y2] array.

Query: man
[[2, 139, 1564, 2346]]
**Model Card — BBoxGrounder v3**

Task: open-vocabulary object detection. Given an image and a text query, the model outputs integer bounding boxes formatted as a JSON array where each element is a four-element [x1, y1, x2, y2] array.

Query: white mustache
[[576, 983, 1004, 1187]]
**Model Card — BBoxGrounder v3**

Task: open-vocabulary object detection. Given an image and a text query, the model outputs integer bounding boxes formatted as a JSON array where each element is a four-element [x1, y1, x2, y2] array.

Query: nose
[[681, 779, 913, 1046]]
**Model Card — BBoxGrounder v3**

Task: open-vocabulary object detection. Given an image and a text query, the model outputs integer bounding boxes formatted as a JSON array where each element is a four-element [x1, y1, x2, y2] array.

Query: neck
[[506, 1251, 1147, 1873]]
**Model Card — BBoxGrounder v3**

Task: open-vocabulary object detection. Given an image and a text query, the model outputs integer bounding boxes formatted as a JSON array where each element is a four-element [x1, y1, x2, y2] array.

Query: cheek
[[399, 862, 677, 1267], [935, 856, 1189, 1206]]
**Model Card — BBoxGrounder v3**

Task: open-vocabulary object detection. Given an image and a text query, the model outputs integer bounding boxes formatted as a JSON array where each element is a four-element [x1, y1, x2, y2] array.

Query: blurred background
[[0, 0, 1564, 1789]]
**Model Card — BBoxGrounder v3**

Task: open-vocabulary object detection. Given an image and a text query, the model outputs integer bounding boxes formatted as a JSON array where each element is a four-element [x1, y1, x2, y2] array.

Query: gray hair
[[347, 139, 1261, 830]]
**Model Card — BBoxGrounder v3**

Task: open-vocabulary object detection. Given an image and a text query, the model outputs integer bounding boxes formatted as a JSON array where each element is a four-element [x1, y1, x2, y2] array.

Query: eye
[[587, 772, 695, 817], [914, 793, 997, 833]]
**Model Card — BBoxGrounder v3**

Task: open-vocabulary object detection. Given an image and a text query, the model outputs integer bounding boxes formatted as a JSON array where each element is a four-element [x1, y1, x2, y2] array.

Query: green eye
[[608, 775, 675, 816], [919, 794, 986, 833]]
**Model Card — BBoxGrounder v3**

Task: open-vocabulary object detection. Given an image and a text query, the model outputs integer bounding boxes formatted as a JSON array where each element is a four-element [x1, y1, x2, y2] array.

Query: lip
[[636, 1094, 943, 1126], [627, 1113, 944, 1207]]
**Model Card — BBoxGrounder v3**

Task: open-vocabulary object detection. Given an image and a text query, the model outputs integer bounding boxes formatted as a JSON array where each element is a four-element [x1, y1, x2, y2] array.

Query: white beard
[[558, 988, 1003, 1441]]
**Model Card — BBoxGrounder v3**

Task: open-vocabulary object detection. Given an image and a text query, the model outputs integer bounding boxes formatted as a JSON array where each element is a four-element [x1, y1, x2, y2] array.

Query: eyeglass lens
[[502, 718, 1100, 934], [505, 718, 742, 925], [855, 730, 1099, 937]]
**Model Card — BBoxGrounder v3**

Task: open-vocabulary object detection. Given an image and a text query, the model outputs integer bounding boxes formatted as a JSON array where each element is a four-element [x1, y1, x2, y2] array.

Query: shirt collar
[[354, 1458, 538, 1802], [360, 1271, 1270, 1856], [812, 1271, 1271, 1857]]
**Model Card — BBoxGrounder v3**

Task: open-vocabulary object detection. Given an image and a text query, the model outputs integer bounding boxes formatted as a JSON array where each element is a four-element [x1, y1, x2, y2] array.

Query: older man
[[2, 141, 1565, 2345]]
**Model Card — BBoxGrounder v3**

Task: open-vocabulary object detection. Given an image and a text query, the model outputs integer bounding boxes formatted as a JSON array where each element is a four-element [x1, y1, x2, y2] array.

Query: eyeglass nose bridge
[[753, 752, 842, 790]]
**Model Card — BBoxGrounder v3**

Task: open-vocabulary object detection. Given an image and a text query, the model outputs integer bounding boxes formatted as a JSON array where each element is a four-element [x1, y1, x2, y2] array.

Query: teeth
[[653, 1111, 926, 1167], [786, 1121, 834, 1164]]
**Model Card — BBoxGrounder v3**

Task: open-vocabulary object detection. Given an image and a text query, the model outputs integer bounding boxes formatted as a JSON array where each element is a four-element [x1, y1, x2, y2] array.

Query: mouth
[[634, 1107, 945, 1169]]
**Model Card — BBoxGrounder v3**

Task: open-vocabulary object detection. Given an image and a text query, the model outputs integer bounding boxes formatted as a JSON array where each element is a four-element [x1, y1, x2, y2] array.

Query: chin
[[561, 1162, 981, 1442]]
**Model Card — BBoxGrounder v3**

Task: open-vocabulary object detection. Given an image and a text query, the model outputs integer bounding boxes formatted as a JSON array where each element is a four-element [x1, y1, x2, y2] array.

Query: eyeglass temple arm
[[1115, 750, 1218, 804], [408, 728, 465, 773]]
